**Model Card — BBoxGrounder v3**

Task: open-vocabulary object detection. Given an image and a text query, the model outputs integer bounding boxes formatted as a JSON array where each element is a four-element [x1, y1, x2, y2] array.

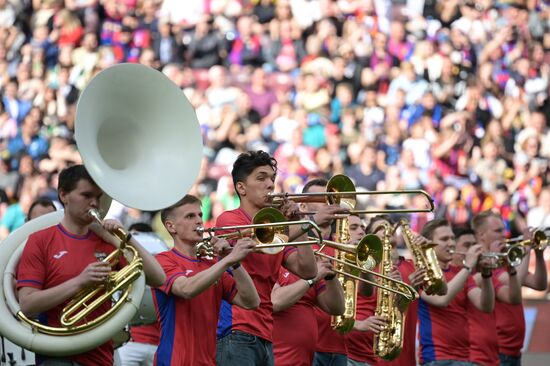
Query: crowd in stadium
[[0, 0, 549, 239]]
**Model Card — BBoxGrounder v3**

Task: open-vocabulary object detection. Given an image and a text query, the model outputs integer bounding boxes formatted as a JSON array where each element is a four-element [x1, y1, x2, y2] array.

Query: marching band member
[[153, 194, 259, 366], [272, 178, 346, 366], [350, 215, 426, 366], [371, 215, 428, 366], [418, 219, 495, 366], [343, 214, 382, 366], [470, 211, 547, 366], [16, 164, 166, 366], [215, 151, 346, 366]]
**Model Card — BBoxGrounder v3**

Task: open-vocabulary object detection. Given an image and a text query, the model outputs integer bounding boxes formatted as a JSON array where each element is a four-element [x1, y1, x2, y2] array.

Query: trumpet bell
[[533, 230, 548, 251], [75, 63, 203, 211], [507, 246, 525, 267]]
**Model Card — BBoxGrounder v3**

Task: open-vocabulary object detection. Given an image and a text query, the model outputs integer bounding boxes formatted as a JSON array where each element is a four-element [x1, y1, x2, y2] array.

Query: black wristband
[[324, 273, 336, 281], [231, 263, 241, 270], [508, 269, 517, 276], [482, 271, 492, 278]]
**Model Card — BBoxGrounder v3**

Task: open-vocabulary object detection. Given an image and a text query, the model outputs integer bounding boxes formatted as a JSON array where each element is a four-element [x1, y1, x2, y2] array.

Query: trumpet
[[505, 230, 548, 251], [195, 208, 323, 257], [450, 246, 525, 269], [269, 174, 435, 215]]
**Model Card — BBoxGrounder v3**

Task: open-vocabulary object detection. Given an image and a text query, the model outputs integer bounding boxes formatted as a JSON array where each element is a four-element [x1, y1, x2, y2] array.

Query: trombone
[[195, 208, 323, 256], [269, 174, 435, 214], [314, 235, 419, 302]]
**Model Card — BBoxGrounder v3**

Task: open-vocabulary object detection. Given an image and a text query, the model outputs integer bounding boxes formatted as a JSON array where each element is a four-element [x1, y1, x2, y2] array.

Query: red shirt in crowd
[[273, 267, 326, 366], [153, 249, 237, 366], [215, 208, 297, 342], [418, 266, 477, 364], [16, 225, 120, 366]]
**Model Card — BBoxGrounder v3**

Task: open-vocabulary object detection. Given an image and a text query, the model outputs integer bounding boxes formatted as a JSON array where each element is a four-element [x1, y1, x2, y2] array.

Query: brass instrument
[[312, 238, 419, 301], [373, 222, 407, 360], [399, 219, 445, 295], [0, 63, 203, 356], [196, 208, 323, 257], [269, 174, 435, 214], [17, 209, 144, 334], [505, 230, 548, 251], [330, 207, 356, 333], [451, 246, 525, 269], [314, 236, 382, 271]]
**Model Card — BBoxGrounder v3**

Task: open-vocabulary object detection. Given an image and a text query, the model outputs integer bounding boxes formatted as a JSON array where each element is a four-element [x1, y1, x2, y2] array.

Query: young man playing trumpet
[[469, 211, 547, 366], [418, 219, 495, 366], [154, 194, 259, 366], [216, 152, 347, 366], [16, 165, 166, 366]]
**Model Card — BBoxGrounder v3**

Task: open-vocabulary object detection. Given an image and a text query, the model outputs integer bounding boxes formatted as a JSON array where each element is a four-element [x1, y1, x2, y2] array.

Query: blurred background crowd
[[0, 0, 549, 247]]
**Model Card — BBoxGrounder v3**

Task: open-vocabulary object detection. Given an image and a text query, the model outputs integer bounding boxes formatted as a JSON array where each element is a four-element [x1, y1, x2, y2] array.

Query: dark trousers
[[499, 353, 521, 366], [216, 330, 274, 366], [312, 352, 348, 366]]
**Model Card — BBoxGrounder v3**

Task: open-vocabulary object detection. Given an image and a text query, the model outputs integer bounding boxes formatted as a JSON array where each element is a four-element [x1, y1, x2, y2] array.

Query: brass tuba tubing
[[58, 209, 144, 328], [314, 251, 419, 302]]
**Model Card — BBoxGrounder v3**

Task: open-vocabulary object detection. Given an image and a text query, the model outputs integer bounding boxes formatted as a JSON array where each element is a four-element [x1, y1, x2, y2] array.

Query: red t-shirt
[[16, 224, 120, 366], [314, 246, 347, 355], [216, 208, 296, 342], [345, 293, 378, 364], [273, 267, 326, 366], [468, 271, 503, 366], [495, 271, 525, 357], [418, 265, 477, 363], [153, 248, 237, 366], [130, 323, 160, 345], [378, 258, 417, 366]]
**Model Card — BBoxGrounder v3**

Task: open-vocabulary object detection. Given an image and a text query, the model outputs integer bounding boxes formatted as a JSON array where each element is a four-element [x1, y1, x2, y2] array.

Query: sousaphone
[[0, 63, 203, 355]]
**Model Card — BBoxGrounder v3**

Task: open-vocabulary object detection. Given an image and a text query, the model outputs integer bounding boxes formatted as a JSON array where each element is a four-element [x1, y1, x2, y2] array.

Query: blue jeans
[[216, 330, 274, 366], [422, 361, 476, 366], [312, 352, 348, 366], [499, 353, 521, 366]]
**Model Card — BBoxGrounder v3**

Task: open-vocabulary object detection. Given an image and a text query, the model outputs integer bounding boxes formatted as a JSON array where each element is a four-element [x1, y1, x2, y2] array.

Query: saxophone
[[330, 214, 357, 334], [399, 219, 445, 295], [373, 222, 406, 360]]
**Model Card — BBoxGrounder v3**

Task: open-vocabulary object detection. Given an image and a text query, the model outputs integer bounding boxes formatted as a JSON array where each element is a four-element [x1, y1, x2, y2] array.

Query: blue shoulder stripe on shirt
[[153, 288, 176, 366], [17, 279, 43, 286], [418, 298, 437, 362]]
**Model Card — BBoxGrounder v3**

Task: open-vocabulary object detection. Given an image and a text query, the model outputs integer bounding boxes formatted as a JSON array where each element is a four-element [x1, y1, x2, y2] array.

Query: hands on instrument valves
[[450, 227, 547, 272]]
